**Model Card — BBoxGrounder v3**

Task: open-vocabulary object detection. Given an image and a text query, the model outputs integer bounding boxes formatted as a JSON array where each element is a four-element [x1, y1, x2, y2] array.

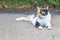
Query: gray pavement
[[0, 9, 60, 40]]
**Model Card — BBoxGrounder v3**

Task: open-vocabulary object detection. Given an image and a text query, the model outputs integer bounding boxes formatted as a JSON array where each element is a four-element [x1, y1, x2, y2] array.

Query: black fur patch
[[35, 21, 40, 28]]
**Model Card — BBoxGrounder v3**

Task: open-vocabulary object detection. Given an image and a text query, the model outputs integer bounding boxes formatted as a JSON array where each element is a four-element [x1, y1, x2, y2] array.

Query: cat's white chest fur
[[37, 12, 51, 26]]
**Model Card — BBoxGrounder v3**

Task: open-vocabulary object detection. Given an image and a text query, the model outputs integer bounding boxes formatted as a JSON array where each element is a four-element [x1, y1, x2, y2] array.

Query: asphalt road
[[0, 9, 60, 40]]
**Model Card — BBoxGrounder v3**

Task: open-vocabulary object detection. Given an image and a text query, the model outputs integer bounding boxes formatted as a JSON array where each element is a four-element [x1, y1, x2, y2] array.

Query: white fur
[[38, 26, 43, 30]]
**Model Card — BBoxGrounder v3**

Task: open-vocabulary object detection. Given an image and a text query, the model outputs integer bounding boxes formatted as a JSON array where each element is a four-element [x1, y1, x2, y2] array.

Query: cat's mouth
[[40, 9, 48, 16], [40, 12, 48, 16]]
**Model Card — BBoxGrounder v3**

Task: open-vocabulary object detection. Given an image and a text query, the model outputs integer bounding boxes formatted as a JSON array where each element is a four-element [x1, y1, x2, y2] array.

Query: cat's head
[[37, 6, 49, 18]]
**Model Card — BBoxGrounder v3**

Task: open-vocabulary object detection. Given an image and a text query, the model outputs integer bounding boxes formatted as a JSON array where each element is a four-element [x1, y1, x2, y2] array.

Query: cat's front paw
[[38, 26, 43, 30], [46, 23, 51, 30], [47, 26, 51, 30]]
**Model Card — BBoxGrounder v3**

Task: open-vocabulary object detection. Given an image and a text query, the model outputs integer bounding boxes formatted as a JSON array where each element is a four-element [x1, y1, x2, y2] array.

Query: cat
[[16, 6, 51, 30]]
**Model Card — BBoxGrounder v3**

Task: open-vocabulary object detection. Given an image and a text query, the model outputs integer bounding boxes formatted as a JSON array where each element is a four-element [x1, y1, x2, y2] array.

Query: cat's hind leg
[[35, 21, 43, 30]]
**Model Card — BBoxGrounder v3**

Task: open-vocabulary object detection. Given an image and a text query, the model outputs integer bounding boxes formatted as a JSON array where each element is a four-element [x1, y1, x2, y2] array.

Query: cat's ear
[[37, 6, 41, 10], [37, 6, 40, 9], [37, 6, 41, 12]]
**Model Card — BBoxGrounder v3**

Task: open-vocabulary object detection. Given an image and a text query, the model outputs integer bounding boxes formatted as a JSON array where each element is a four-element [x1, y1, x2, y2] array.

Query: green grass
[[0, 0, 60, 8]]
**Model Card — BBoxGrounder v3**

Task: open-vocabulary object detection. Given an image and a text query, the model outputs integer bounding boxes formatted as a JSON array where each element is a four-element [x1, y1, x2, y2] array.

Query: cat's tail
[[16, 17, 30, 22], [16, 17, 25, 21]]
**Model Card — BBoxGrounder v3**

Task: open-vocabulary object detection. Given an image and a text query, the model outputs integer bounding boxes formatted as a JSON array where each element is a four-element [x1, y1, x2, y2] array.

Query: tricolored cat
[[16, 6, 51, 30]]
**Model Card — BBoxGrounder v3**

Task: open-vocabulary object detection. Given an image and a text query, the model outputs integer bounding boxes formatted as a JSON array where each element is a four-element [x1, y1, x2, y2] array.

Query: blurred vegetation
[[0, 0, 60, 8]]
